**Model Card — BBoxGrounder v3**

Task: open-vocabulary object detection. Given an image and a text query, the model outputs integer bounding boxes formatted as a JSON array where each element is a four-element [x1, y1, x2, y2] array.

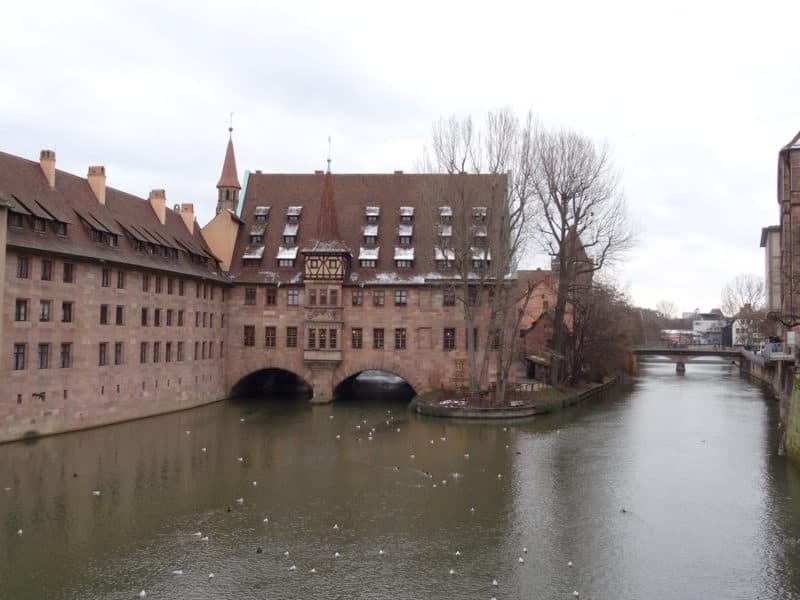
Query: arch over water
[[334, 369, 417, 402], [334, 361, 425, 398], [230, 368, 313, 400]]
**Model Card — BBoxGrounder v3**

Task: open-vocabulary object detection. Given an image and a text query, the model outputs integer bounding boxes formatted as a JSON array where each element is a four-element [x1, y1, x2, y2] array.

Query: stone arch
[[229, 362, 312, 399], [334, 360, 426, 397]]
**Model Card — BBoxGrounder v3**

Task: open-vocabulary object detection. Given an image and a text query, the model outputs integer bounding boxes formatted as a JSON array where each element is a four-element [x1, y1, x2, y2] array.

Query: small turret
[[216, 127, 241, 215]]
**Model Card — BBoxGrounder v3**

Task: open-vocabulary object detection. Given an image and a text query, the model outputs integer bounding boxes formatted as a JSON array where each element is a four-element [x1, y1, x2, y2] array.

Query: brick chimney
[[179, 203, 194, 234], [148, 189, 166, 225], [87, 166, 106, 205], [39, 150, 56, 189]]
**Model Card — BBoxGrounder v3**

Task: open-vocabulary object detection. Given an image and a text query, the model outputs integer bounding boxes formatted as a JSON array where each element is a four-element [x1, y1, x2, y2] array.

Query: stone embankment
[[414, 377, 618, 419]]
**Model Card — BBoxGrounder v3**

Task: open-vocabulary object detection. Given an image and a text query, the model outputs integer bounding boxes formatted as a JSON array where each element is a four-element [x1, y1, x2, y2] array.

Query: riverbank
[[414, 377, 618, 419]]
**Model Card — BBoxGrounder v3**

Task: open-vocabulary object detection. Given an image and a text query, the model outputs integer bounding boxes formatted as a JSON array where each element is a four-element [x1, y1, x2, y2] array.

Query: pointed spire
[[316, 169, 340, 242], [217, 129, 241, 190]]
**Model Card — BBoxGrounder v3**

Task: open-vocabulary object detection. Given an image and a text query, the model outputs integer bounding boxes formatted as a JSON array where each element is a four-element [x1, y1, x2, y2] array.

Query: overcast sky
[[2, 0, 798, 314]]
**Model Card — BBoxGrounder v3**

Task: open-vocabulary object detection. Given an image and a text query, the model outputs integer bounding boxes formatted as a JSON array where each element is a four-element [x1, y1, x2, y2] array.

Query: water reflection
[[0, 361, 798, 599]]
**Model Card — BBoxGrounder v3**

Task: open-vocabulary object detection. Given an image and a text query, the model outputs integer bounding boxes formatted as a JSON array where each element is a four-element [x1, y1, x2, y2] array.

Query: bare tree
[[655, 299, 678, 320], [421, 108, 537, 403], [721, 274, 765, 346], [528, 125, 634, 384]]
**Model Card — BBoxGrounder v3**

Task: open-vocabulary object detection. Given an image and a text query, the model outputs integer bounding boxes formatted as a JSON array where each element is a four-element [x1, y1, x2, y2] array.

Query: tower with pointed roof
[[216, 128, 241, 215]]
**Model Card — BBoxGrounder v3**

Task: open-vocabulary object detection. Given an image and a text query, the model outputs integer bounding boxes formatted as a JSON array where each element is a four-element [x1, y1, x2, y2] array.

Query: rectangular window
[[265, 326, 277, 347], [116, 305, 124, 325], [179, 280, 185, 296], [195, 311, 200, 327], [201, 341, 206, 359], [491, 329, 502, 350], [9, 212, 23, 228], [165, 342, 172, 363], [114, 342, 123, 365], [13, 343, 25, 370], [153, 342, 161, 363], [177, 342, 184, 361], [117, 271, 125, 289], [395, 260, 413, 269], [141, 308, 148, 326], [100, 304, 109, 325], [41, 259, 52, 281], [17, 256, 29, 279], [101, 268, 110, 287], [142, 273, 150, 292], [352, 289, 363, 306], [209, 342, 214, 359], [99, 342, 108, 366], [194, 342, 199, 360], [468, 287, 479, 306], [319, 328, 327, 349], [288, 289, 299, 305], [329, 329, 337, 349], [203, 284, 208, 299], [309, 289, 317, 305], [62, 301, 73, 323], [60, 343, 71, 368], [166, 309, 173, 326], [308, 328, 316, 349], [245, 287, 256, 305], [352, 328, 363, 349], [244, 325, 255, 346], [39, 300, 51, 322], [38, 343, 50, 369], [63, 262, 74, 283], [466, 327, 478, 351], [265, 287, 277, 305], [155, 277, 162, 294], [286, 326, 298, 348], [203, 312, 207, 327], [178, 310, 184, 326], [15, 299, 28, 322], [210, 314, 214, 328], [154, 309, 161, 327], [373, 328, 385, 349], [320, 290, 328, 306], [443, 288, 456, 306], [360, 259, 376, 268], [167, 278, 173, 295], [140, 342, 148, 364], [443, 328, 456, 350], [373, 290, 385, 307], [330, 290, 338, 306], [394, 290, 408, 306], [395, 328, 407, 350]]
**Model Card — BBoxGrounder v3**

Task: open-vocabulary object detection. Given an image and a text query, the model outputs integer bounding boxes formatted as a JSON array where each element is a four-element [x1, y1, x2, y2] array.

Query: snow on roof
[[276, 246, 298, 259], [399, 206, 414, 216], [439, 206, 453, 217], [434, 247, 455, 261], [471, 247, 491, 260], [287, 206, 303, 216], [362, 224, 379, 236], [283, 223, 299, 236], [358, 247, 380, 260], [254, 206, 271, 216], [473, 225, 488, 237], [398, 224, 413, 236], [365, 206, 380, 216], [394, 247, 415, 260], [472, 206, 488, 216], [250, 224, 266, 235], [438, 224, 452, 237], [242, 245, 265, 259]]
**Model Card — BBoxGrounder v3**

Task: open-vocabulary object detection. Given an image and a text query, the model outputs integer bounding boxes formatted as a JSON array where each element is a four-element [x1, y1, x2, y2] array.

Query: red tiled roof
[[0, 150, 228, 282], [216, 137, 241, 189], [231, 171, 507, 285]]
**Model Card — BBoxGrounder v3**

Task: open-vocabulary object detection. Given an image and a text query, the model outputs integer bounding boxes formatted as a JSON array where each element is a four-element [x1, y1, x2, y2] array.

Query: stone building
[[0, 135, 517, 442]]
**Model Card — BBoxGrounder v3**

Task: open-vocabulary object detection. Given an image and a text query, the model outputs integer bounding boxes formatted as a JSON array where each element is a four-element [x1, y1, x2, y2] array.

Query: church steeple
[[216, 127, 241, 215]]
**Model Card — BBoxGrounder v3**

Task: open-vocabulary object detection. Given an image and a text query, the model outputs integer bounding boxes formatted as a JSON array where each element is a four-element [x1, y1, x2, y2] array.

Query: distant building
[[692, 311, 726, 345]]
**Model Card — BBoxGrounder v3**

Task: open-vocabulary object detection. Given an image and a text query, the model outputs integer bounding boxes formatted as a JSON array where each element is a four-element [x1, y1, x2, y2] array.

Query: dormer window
[[254, 206, 270, 223], [398, 224, 413, 246], [439, 206, 452, 224], [471, 247, 491, 269], [250, 234, 263, 244], [277, 246, 298, 268], [287, 206, 302, 223], [435, 247, 454, 270], [359, 247, 379, 268], [365, 206, 380, 223], [283, 223, 299, 245], [473, 225, 488, 246], [394, 247, 414, 269], [362, 224, 378, 245], [55, 222, 68, 236], [33, 217, 46, 233], [473, 206, 487, 223], [9, 212, 23, 228], [399, 206, 414, 223], [437, 224, 452, 243]]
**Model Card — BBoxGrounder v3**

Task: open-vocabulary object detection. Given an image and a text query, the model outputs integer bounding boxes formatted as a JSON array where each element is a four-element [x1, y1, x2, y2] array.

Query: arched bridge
[[632, 346, 741, 373]]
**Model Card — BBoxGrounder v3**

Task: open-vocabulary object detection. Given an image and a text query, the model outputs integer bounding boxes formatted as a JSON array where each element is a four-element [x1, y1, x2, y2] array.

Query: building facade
[[0, 137, 518, 442]]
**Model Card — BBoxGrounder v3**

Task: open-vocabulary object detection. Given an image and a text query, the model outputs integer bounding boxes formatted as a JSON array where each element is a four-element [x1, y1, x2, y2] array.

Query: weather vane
[[327, 136, 332, 172], [228, 112, 234, 134]]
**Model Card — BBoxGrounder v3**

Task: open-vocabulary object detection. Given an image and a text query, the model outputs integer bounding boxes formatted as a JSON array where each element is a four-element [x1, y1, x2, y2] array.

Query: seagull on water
[[284, 550, 290, 557], [573, 592, 580, 597], [334, 552, 340, 558], [235, 497, 244, 504], [17, 529, 23, 536], [240, 418, 245, 422], [252, 481, 258, 487], [208, 573, 215, 579], [410, 454, 416, 459], [568, 560, 573, 567], [523, 547, 528, 553], [91, 490, 101, 496], [310, 568, 317, 573], [263, 517, 269, 523], [237, 457, 244, 462], [171, 569, 184, 575], [333, 523, 339, 530], [201, 447, 207, 452], [185, 430, 191, 435], [518, 557, 524, 564], [449, 568, 455, 575], [192, 531, 202, 537], [200, 536, 209, 542], [378, 549, 385, 556], [139, 590, 146, 598], [455, 550, 461, 556], [288, 565, 297, 571], [492, 579, 498, 586]]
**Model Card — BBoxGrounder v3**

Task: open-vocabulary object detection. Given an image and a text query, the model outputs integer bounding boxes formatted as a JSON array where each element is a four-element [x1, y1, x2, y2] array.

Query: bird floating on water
[[263, 517, 269, 523], [171, 569, 183, 575], [523, 547, 528, 553], [333, 524, 339, 530], [440, 437, 447, 441], [252, 481, 258, 487], [470, 507, 475, 512], [235, 497, 244, 504], [17, 529, 22, 536], [492, 579, 498, 586], [334, 552, 340, 558], [449, 568, 455, 575], [329, 415, 334, 419], [464, 453, 470, 459], [192, 531, 202, 537], [335, 434, 341, 440], [237, 457, 244, 462], [208, 573, 215, 579], [310, 568, 317, 574], [240, 418, 245, 422], [200, 536, 209, 542], [573, 592, 580, 597], [455, 550, 461, 556], [91, 490, 101, 496], [378, 549, 385, 556], [256, 547, 263, 554], [518, 557, 524, 564], [288, 565, 296, 571], [139, 590, 146, 598], [284, 550, 290, 557], [497, 473, 502, 479], [185, 430, 191, 435], [201, 447, 207, 452], [568, 560, 573, 567], [410, 454, 416, 459], [396, 428, 401, 432]]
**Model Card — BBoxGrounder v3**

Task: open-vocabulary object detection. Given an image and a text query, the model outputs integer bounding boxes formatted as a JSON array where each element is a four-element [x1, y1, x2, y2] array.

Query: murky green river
[[1, 360, 800, 599]]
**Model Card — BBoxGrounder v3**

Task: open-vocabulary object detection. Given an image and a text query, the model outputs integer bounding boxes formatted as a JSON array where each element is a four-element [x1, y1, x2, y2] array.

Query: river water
[[1, 360, 800, 599]]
